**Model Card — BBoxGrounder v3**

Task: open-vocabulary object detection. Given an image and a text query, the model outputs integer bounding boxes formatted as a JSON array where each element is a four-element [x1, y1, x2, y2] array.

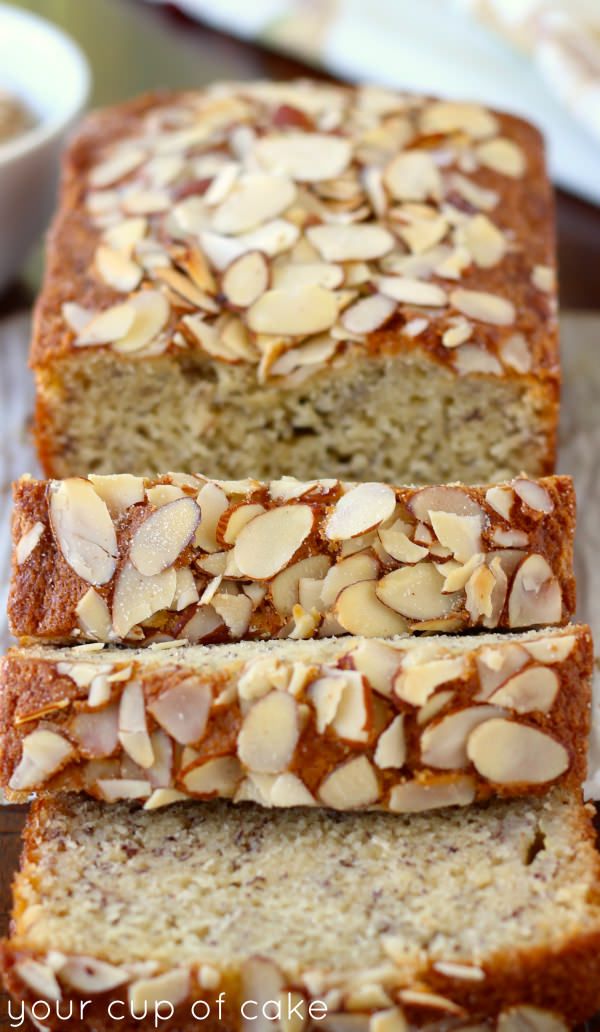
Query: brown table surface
[[0, 1, 599, 1027]]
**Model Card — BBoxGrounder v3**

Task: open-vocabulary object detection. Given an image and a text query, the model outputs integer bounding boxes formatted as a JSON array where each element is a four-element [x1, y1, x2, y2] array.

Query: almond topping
[[222, 251, 269, 308], [112, 562, 177, 639], [325, 483, 397, 540], [485, 485, 514, 520], [476, 138, 526, 177], [336, 580, 408, 636], [129, 969, 190, 1011], [321, 553, 379, 608], [88, 473, 145, 514], [273, 262, 343, 290], [498, 1008, 567, 1032], [389, 775, 476, 812], [59, 956, 128, 993], [182, 756, 242, 797], [318, 755, 380, 809], [90, 147, 146, 188], [148, 678, 213, 745], [234, 504, 313, 579], [254, 132, 352, 182], [420, 101, 498, 138], [395, 656, 466, 706], [9, 730, 75, 791], [409, 485, 484, 523], [15, 959, 62, 1002], [76, 302, 136, 346], [271, 555, 331, 616], [384, 151, 442, 202], [307, 224, 395, 262], [76, 588, 112, 640], [351, 640, 402, 698], [220, 503, 267, 546], [212, 173, 296, 234], [238, 691, 299, 773], [96, 779, 151, 801], [247, 285, 337, 335], [490, 666, 559, 714], [111, 290, 169, 354], [376, 276, 447, 307], [459, 214, 507, 268], [341, 294, 396, 335], [16, 521, 44, 564], [429, 510, 482, 563], [376, 564, 458, 621], [508, 555, 562, 627], [421, 705, 505, 768], [475, 643, 530, 700], [71, 704, 119, 758], [378, 522, 429, 563], [532, 265, 555, 293], [194, 482, 229, 553], [501, 333, 532, 373], [467, 719, 569, 784], [450, 288, 515, 325], [129, 497, 200, 576], [118, 680, 154, 768], [370, 1009, 407, 1032], [513, 479, 553, 513], [49, 478, 118, 585], [524, 634, 576, 664], [270, 773, 315, 808], [375, 715, 406, 769], [95, 245, 142, 292]]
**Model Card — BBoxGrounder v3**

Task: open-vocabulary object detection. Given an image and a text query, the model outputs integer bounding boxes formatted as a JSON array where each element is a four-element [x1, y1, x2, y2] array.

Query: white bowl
[[0, 3, 90, 292]]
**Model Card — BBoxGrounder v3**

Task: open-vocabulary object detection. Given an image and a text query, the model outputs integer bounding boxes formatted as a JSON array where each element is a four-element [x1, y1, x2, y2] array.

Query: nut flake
[[389, 775, 476, 812], [222, 251, 269, 307], [325, 483, 397, 540], [95, 245, 142, 292], [234, 504, 313, 579], [318, 755, 380, 809], [508, 555, 562, 627], [376, 276, 447, 307], [148, 678, 212, 745], [384, 151, 441, 202], [374, 715, 406, 768], [238, 691, 299, 773], [182, 756, 241, 796], [336, 580, 408, 636], [111, 290, 169, 353], [466, 719, 569, 784], [49, 478, 118, 585], [420, 705, 504, 768], [341, 294, 396, 335], [130, 497, 200, 576], [489, 666, 559, 713], [212, 173, 296, 234], [16, 521, 44, 564], [450, 288, 515, 325], [376, 564, 458, 622], [9, 730, 75, 791], [476, 138, 526, 177], [112, 562, 177, 638], [247, 285, 337, 335], [307, 224, 395, 262], [254, 132, 352, 182], [420, 101, 498, 138]]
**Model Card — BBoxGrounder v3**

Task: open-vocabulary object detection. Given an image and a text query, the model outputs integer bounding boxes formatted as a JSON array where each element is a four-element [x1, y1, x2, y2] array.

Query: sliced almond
[[111, 290, 169, 354], [442, 318, 472, 349], [76, 587, 112, 640], [129, 969, 190, 1011], [395, 655, 466, 706], [238, 691, 299, 773], [458, 214, 507, 268], [237, 218, 300, 257], [146, 485, 186, 509], [96, 778, 151, 801], [271, 555, 331, 616], [421, 705, 504, 768], [104, 216, 147, 254], [270, 773, 315, 808], [181, 755, 242, 797], [453, 343, 503, 376], [194, 482, 229, 553], [429, 511, 482, 563], [378, 522, 429, 564], [485, 485, 514, 521], [374, 715, 406, 769], [475, 643, 530, 700], [16, 521, 44, 565], [309, 675, 345, 734], [234, 504, 313, 580], [389, 775, 476, 811], [220, 503, 266, 546], [15, 959, 62, 1001], [112, 562, 177, 639], [222, 250, 269, 307], [144, 788, 189, 809], [9, 730, 76, 791], [369, 1009, 407, 1032], [212, 592, 253, 637], [417, 689, 455, 725], [492, 528, 529, 548], [336, 580, 408, 636], [476, 138, 526, 177], [490, 666, 559, 714], [247, 285, 337, 335], [130, 497, 200, 576], [307, 223, 395, 262], [532, 265, 555, 293], [508, 555, 562, 627], [500, 333, 532, 373], [376, 276, 447, 307], [95, 244, 142, 292], [513, 479, 553, 514], [351, 639, 402, 699], [254, 132, 352, 182], [49, 478, 118, 586], [325, 483, 397, 541], [273, 262, 343, 290], [76, 302, 136, 346], [148, 678, 213, 745], [341, 294, 396, 335], [376, 564, 458, 621], [498, 1008, 567, 1032], [465, 562, 497, 621], [118, 680, 154, 768], [467, 719, 569, 784], [450, 288, 515, 325], [212, 173, 296, 235], [181, 605, 223, 643], [384, 151, 441, 202], [71, 703, 119, 758], [63, 301, 96, 334], [409, 486, 484, 524], [330, 672, 370, 743], [59, 955, 128, 993], [420, 101, 498, 139], [318, 755, 380, 809], [524, 634, 576, 664], [88, 473, 145, 514], [90, 147, 146, 188]]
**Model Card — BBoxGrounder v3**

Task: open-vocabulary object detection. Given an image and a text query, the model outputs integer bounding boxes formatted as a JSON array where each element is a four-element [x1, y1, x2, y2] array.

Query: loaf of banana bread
[[1, 626, 590, 810], [32, 81, 559, 483], [8, 473, 575, 644], [2, 791, 600, 1030]]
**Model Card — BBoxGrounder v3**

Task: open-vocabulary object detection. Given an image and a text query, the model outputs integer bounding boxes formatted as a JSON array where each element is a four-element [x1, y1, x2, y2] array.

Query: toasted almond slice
[[453, 343, 503, 376], [60, 955, 129, 993], [442, 318, 472, 349], [88, 474, 145, 515], [152, 266, 219, 312], [350, 639, 402, 699], [103, 216, 147, 254], [524, 634, 576, 664], [273, 262, 344, 291], [513, 478, 553, 514], [450, 288, 515, 325], [376, 564, 458, 621], [408, 486, 484, 524], [9, 730, 76, 791], [492, 528, 529, 548], [148, 678, 212, 745], [489, 666, 559, 714], [14, 959, 62, 1001], [325, 483, 397, 541], [96, 778, 151, 801], [421, 704, 504, 768], [63, 301, 96, 334], [395, 655, 466, 706], [203, 160, 240, 206], [247, 285, 337, 336], [90, 147, 146, 188], [181, 605, 223, 643], [269, 477, 338, 502], [451, 173, 499, 212], [341, 294, 396, 335], [376, 276, 447, 307], [384, 150, 442, 202], [309, 675, 345, 734], [129, 497, 200, 577], [49, 478, 118, 586], [237, 219, 300, 257], [508, 555, 562, 627], [181, 756, 242, 797], [458, 214, 507, 268], [378, 522, 429, 564], [146, 485, 185, 509], [238, 691, 299, 773], [128, 968, 190, 1011], [118, 680, 154, 769], [219, 503, 266, 546], [271, 555, 331, 616], [476, 138, 526, 177], [71, 703, 119, 758], [194, 482, 229, 553], [212, 592, 253, 637], [485, 485, 514, 520], [429, 511, 482, 563], [417, 690, 455, 725], [329, 672, 370, 743], [77, 302, 136, 345], [16, 521, 44, 565], [234, 504, 313, 580], [501, 333, 532, 373], [397, 990, 464, 1015], [270, 773, 315, 808], [222, 251, 269, 308], [532, 265, 555, 293], [112, 290, 170, 354], [336, 580, 408, 636], [212, 173, 296, 235], [144, 788, 189, 809], [95, 245, 142, 292], [307, 223, 395, 262], [318, 755, 380, 809], [375, 715, 406, 769], [498, 1008, 568, 1032], [389, 775, 476, 812], [112, 562, 176, 638], [320, 553, 379, 609], [76, 587, 112, 640], [467, 719, 569, 784], [420, 100, 498, 138], [122, 188, 170, 215], [254, 132, 352, 182]]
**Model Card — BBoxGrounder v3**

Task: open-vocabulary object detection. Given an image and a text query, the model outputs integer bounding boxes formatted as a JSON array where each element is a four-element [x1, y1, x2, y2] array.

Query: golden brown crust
[[0, 626, 591, 808], [7, 474, 576, 644]]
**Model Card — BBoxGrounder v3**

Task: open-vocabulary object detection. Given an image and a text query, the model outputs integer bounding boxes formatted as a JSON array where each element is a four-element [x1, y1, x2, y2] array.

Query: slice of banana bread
[[32, 81, 558, 484], [1, 626, 591, 811], [8, 473, 575, 645], [3, 791, 600, 1030]]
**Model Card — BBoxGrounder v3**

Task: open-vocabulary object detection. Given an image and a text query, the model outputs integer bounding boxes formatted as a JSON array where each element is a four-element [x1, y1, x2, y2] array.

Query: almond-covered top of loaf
[[9, 473, 575, 644], [32, 81, 557, 385]]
